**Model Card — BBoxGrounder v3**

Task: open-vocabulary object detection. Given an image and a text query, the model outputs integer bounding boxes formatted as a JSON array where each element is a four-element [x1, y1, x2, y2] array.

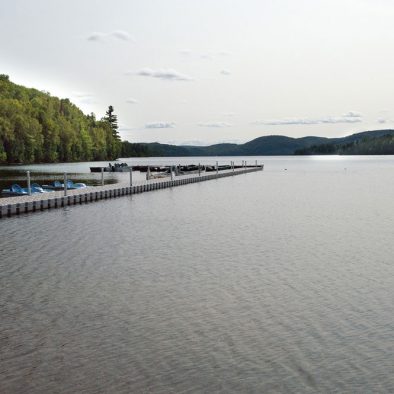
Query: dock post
[[232, 161, 235, 172], [171, 166, 174, 181], [216, 161, 218, 174], [26, 171, 31, 196], [101, 168, 104, 186], [199, 163, 201, 176], [245, 160, 247, 168], [255, 159, 257, 167], [129, 166, 133, 186], [147, 166, 150, 181], [64, 172, 67, 196]]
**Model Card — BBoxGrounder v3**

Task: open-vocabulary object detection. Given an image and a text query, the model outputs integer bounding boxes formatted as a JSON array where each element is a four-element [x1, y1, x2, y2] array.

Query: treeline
[[120, 141, 196, 157], [120, 141, 152, 157], [295, 135, 394, 155], [0, 75, 121, 163]]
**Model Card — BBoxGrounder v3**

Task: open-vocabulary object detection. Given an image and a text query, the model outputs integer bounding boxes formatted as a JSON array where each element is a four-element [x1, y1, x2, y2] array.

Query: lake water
[[1, 156, 394, 393]]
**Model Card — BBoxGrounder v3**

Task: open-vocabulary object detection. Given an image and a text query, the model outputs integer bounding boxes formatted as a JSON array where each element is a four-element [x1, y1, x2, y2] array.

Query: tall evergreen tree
[[103, 105, 120, 141]]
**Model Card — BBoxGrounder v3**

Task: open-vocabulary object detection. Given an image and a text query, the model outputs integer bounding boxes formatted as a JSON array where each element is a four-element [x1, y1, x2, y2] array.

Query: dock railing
[[0, 162, 264, 218]]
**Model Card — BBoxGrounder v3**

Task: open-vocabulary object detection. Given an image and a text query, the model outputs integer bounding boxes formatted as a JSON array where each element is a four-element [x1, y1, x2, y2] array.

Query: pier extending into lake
[[0, 165, 263, 219]]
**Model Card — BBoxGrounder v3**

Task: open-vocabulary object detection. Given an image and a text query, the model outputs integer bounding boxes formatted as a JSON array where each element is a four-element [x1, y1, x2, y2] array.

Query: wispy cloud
[[205, 50, 232, 59], [87, 32, 106, 42], [87, 30, 135, 42], [198, 122, 232, 128], [145, 122, 175, 129], [179, 49, 192, 56], [126, 98, 138, 104], [200, 53, 213, 60], [111, 30, 133, 41], [218, 50, 233, 56], [72, 91, 93, 98], [220, 69, 231, 75], [217, 138, 243, 144], [253, 112, 363, 126], [179, 140, 207, 146], [131, 68, 193, 81], [179, 50, 232, 60], [119, 123, 134, 132], [71, 92, 96, 104]]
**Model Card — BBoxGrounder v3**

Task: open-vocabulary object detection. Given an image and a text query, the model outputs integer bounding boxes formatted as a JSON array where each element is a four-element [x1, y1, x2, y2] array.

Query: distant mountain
[[295, 130, 394, 155], [238, 135, 329, 155], [122, 129, 394, 157]]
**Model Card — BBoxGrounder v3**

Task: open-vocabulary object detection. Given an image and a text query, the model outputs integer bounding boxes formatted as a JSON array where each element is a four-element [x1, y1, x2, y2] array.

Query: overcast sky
[[1, 0, 394, 145]]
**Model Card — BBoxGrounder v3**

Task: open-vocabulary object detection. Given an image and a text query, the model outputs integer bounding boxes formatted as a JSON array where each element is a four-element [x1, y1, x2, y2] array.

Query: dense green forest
[[294, 134, 394, 155], [0, 75, 121, 163]]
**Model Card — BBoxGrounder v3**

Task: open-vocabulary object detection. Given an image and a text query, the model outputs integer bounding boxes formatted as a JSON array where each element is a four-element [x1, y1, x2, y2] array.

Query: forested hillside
[[121, 130, 394, 157], [0, 75, 121, 163], [295, 133, 394, 155]]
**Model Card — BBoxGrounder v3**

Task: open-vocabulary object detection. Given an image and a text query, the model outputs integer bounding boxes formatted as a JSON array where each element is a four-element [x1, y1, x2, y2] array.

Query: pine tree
[[104, 105, 120, 141]]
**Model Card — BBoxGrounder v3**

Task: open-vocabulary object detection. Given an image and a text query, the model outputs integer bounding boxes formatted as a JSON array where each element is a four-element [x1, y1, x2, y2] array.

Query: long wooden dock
[[0, 166, 262, 219]]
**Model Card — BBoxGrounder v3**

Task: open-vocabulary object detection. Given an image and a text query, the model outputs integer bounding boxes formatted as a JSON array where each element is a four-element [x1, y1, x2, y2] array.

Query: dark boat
[[90, 163, 130, 173], [90, 167, 106, 173]]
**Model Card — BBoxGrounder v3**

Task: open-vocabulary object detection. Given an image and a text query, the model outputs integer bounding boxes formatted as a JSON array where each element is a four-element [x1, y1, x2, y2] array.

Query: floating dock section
[[0, 166, 262, 219]]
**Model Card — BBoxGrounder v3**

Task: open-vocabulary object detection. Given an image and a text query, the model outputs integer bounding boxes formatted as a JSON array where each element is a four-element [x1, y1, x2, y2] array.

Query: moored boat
[[30, 183, 55, 193], [1, 184, 30, 196], [90, 163, 130, 173], [42, 180, 87, 190]]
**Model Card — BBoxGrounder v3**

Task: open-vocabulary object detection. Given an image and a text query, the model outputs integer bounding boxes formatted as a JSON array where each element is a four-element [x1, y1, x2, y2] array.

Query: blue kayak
[[1, 184, 30, 196], [31, 183, 55, 193], [43, 180, 87, 190]]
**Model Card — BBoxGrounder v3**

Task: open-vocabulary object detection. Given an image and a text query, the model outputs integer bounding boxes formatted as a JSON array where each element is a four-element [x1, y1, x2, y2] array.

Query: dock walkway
[[0, 166, 262, 218]]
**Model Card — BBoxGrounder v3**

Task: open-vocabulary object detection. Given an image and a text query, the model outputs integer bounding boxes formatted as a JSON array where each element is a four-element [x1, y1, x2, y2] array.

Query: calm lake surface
[[1, 156, 394, 393]]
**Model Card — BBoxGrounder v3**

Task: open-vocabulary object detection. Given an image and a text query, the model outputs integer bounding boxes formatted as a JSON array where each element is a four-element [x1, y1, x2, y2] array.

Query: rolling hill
[[125, 130, 394, 157]]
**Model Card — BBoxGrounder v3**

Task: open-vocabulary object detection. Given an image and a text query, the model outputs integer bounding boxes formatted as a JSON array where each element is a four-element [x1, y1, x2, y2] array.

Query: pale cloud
[[200, 53, 213, 60], [72, 91, 93, 98], [87, 32, 106, 42], [344, 111, 361, 118], [217, 138, 243, 144], [377, 110, 390, 123], [178, 49, 232, 60], [253, 112, 363, 126], [179, 140, 207, 146], [125, 98, 138, 104], [119, 124, 133, 132], [202, 51, 232, 59], [220, 69, 231, 75], [87, 30, 134, 42], [198, 122, 232, 128], [134, 68, 193, 81], [179, 49, 192, 56], [71, 92, 96, 104], [145, 122, 176, 129], [111, 30, 133, 41], [218, 50, 233, 56]]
